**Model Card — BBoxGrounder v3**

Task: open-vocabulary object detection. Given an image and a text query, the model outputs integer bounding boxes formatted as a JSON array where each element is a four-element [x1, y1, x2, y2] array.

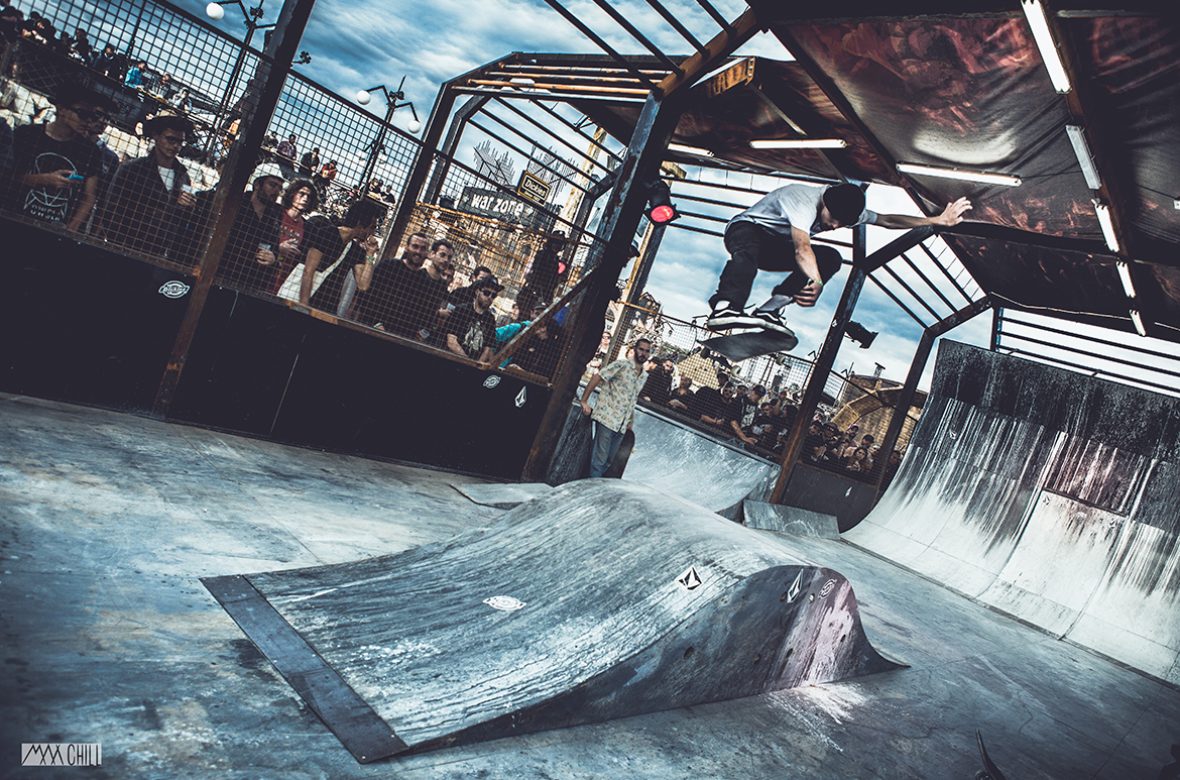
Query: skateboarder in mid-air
[[706, 183, 972, 334]]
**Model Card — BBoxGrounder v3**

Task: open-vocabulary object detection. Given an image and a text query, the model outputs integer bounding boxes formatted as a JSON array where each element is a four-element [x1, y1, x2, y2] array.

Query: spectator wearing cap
[[96, 112, 195, 257], [580, 337, 652, 478], [445, 273, 502, 361], [5, 82, 110, 230], [203, 162, 283, 290], [445, 264, 493, 315]]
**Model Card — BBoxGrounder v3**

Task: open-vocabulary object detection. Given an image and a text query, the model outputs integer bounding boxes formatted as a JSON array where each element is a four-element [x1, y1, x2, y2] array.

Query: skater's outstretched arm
[[873, 198, 972, 229]]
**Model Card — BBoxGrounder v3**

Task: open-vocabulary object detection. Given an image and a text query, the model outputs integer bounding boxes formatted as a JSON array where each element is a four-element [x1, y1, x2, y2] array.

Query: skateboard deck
[[701, 327, 798, 362], [603, 428, 635, 479]]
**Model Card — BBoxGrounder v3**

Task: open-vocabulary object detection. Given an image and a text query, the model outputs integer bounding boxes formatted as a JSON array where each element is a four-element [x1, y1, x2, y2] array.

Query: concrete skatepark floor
[[1, 392, 1177, 778]]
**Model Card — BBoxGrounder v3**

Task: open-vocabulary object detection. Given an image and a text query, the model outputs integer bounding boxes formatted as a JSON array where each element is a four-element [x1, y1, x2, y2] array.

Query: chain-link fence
[[0, 0, 604, 381], [598, 301, 918, 485]]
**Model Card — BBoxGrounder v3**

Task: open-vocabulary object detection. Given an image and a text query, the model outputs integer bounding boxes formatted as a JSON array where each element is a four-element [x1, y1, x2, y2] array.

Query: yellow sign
[[516, 171, 551, 205]]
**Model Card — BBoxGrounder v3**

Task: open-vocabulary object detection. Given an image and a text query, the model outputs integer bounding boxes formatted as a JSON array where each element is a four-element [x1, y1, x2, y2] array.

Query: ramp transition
[[848, 340, 1180, 683], [205, 480, 898, 761]]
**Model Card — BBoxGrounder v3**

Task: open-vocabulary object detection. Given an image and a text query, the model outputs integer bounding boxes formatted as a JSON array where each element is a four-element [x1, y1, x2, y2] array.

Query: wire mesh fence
[[598, 301, 917, 484]]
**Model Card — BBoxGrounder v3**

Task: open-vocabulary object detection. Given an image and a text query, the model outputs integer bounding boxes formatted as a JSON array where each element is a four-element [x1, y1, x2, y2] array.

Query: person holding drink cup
[[95, 110, 196, 257]]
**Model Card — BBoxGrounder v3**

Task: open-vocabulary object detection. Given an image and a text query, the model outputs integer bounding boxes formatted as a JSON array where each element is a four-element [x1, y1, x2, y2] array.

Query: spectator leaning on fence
[[353, 231, 429, 336], [96, 111, 195, 257], [581, 338, 652, 479], [210, 163, 283, 290], [6, 83, 110, 231], [297, 197, 383, 312], [445, 273, 502, 362]]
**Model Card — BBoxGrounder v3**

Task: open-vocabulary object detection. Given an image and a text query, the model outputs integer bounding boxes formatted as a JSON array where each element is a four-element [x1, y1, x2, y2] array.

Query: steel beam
[[769, 223, 867, 504], [423, 95, 488, 204], [153, 0, 317, 417]]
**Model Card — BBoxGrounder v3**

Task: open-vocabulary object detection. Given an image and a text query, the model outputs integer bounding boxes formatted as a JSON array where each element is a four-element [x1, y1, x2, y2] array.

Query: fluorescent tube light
[[1129, 309, 1147, 337], [896, 163, 1022, 187], [668, 143, 714, 158], [1022, 0, 1072, 94], [1065, 125, 1101, 190], [1093, 199, 1119, 253], [749, 138, 848, 150], [1174, 198, 1180, 210], [1116, 261, 1136, 299]]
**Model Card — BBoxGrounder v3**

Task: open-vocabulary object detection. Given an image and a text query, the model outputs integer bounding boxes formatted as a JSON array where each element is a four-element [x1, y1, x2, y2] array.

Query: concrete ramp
[[626, 407, 776, 514], [205, 480, 899, 761], [848, 341, 1180, 683], [744, 501, 840, 539]]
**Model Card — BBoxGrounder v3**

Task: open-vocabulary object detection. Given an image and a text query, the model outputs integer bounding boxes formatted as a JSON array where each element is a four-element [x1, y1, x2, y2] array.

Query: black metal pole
[[153, 0, 317, 417], [770, 223, 868, 505], [357, 95, 395, 190], [871, 330, 932, 496], [522, 93, 683, 481]]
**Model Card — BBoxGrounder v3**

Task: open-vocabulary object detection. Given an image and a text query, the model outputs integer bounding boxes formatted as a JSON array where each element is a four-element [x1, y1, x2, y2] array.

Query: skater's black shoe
[[752, 308, 794, 335], [706, 305, 759, 331]]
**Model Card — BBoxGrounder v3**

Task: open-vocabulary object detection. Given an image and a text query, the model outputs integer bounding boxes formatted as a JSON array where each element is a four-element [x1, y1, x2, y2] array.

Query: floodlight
[[645, 179, 679, 225], [897, 163, 1021, 187], [845, 321, 878, 349]]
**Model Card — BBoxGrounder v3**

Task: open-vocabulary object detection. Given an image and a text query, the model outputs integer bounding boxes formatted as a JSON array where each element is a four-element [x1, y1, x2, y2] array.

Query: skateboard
[[602, 428, 635, 479], [700, 327, 798, 362]]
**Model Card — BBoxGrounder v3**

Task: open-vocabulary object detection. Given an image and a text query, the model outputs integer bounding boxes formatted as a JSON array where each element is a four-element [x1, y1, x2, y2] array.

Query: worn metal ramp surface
[[626, 407, 777, 514], [451, 482, 554, 509], [847, 340, 1180, 683], [744, 500, 840, 539], [205, 480, 899, 762]]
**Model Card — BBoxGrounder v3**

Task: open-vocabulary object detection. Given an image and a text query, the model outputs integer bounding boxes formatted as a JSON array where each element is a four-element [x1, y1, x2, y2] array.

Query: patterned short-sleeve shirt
[[591, 358, 646, 433]]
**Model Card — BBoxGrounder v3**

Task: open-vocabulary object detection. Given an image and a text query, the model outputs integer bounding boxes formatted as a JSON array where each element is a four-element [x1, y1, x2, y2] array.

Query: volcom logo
[[787, 571, 802, 603], [483, 375, 500, 389], [515, 387, 527, 407], [158, 281, 190, 299], [676, 566, 702, 591]]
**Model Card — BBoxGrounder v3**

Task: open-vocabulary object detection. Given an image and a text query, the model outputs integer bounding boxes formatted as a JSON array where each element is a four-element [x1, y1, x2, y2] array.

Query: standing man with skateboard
[[706, 182, 971, 334], [581, 338, 652, 478]]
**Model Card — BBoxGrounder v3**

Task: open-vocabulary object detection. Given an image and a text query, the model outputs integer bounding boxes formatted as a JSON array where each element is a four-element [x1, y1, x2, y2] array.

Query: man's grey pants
[[590, 421, 626, 478]]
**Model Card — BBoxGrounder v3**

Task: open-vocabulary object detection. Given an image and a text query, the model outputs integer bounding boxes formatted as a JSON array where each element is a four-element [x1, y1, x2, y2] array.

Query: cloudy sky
[[171, 0, 1008, 389]]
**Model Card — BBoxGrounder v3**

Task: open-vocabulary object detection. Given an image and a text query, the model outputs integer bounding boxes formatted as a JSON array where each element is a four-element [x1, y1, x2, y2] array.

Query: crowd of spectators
[[629, 349, 906, 482]]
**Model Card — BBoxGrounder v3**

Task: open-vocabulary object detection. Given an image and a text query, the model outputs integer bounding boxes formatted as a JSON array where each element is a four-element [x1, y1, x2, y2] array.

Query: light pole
[[355, 76, 420, 189], [204, 1, 311, 157]]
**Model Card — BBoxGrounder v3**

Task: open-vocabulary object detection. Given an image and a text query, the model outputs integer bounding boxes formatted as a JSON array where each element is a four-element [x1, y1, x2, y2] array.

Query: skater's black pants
[[710, 221, 843, 310]]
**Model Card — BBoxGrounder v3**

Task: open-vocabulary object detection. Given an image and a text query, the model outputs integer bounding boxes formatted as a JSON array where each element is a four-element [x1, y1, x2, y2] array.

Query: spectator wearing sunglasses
[[5, 83, 110, 230], [445, 274, 502, 361]]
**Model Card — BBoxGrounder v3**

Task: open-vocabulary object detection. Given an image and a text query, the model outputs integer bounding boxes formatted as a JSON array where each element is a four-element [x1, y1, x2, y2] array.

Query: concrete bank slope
[[208, 479, 899, 761], [848, 340, 1180, 683]]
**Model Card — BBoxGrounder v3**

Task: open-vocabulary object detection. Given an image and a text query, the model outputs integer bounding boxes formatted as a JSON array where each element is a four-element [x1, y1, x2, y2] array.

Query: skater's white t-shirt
[[728, 183, 877, 238]]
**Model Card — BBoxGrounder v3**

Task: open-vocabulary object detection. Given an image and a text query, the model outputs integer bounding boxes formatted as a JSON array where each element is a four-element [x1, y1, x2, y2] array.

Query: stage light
[[1116, 261, 1136, 299], [897, 163, 1022, 187], [205, 2, 226, 20], [645, 179, 679, 225], [668, 143, 714, 158], [1093, 199, 1119, 253], [749, 138, 847, 150], [406, 118, 422, 133], [1065, 125, 1101, 190], [845, 321, 878, 349], [1022, 0, 1072, 94]]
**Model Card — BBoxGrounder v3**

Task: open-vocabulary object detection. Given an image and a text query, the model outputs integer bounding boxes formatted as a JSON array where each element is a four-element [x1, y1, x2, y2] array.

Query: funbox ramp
[[847, 340, 1180, 683], [205, 479, 899, 762]]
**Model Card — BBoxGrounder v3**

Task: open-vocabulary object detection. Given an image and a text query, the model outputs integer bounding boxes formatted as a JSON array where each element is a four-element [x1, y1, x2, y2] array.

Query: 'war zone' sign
[[457, 187, 556, 233]]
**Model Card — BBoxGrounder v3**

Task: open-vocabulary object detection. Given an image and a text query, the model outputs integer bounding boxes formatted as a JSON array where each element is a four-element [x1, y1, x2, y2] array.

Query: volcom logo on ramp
[[483, 595, 525, 612], [676, 566, 702, 591]]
